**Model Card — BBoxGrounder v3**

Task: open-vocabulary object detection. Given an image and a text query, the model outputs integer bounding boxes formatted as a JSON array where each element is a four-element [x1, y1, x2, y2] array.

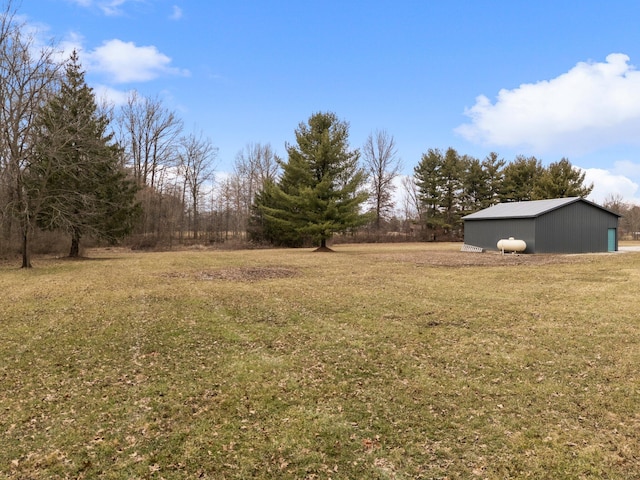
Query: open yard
[[1, 243, 639, 479]]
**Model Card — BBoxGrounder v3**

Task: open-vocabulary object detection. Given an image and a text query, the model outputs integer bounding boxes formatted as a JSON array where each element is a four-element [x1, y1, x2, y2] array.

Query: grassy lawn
[[1, 243, 639, 479]]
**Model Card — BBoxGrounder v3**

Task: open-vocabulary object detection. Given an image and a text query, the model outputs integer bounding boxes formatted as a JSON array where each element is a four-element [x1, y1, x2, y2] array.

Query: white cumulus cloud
[[87, 39, 189, 83], [582, 167, 640, 205], [456, 54, 640, 154]]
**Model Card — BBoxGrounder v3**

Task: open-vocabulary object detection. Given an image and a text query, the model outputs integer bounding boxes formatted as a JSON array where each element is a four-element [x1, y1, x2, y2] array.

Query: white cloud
[[457, 54, 640, 155], [56, 32, 85, 62], [86, 39, 189, 83], [68, 0, 129, 16], [581, 167, 640, 205], [13, 16, 83, 66], [613, 159, 640, 179], [21, 16, 188, 84], [100, 1, 127, 17], [170, 5, 183, 20], [92, 84, 133, 107]]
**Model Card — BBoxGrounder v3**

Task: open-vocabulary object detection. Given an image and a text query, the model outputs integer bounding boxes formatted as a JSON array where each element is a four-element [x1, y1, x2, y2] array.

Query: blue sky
[[19, 0, 640, 203]]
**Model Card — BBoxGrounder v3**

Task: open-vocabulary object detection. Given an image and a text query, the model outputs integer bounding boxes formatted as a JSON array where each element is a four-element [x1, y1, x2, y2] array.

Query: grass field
[[1, 243, 639, 479]]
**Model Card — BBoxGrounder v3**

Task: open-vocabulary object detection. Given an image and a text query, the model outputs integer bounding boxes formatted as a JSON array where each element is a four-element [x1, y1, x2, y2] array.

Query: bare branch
[[362, 129, 402, 230]]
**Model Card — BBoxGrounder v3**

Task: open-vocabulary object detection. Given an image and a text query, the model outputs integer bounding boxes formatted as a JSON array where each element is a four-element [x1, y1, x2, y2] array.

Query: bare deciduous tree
[[238, 142, 280, 185], [602, 194, 640, 240], [117, 91, 183, 240], [362, 130, 401, 230], [178, 131, 217, 240], [602, 193, 626, 213], [0, 2, 61, 266], [231, 142, 280, 235], [117, 91, 183, 189], [400, 175, 420, 236]]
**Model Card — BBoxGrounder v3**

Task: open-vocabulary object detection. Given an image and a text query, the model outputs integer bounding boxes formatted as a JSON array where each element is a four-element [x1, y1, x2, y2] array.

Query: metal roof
[[463, 197, 619, 220]]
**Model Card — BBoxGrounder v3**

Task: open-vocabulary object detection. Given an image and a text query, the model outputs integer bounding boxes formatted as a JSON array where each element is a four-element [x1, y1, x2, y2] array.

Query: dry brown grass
[[1, 243, 639, 479]]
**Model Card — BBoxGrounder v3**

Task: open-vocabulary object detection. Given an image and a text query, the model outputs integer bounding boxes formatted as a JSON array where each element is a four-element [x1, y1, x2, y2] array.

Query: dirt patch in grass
[[161, 266, 299, 282], [199, 266, 298, 281], [372, 249, 603, 267]]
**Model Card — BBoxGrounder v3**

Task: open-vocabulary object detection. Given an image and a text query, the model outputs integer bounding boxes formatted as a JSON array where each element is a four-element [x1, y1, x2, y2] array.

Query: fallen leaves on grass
[[200, 267, 298, 282], [162, 266, 298, 282]]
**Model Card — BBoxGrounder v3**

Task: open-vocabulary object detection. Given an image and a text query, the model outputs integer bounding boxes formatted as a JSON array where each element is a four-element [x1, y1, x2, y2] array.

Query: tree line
[[0, 1, 604, 265], [411, 149, 593, 241], [247, 118, 595, 247]]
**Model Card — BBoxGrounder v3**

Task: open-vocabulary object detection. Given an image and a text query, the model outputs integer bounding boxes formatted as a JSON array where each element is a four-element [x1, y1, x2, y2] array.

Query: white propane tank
[[497, 237, 526, 254]]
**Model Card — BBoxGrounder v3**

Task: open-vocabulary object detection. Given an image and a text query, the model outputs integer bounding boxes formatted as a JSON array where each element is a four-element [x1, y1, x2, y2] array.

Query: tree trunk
[[2, 214, 12, 247], [193, 197, 198, 240], [314, 237, 333, 252], [69, 233, 80, 257], [21, 229, 32, 268]]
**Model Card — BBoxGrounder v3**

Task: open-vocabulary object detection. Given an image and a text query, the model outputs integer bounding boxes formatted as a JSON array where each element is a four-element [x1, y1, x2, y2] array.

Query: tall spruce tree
[[29, 51, 139, 256], [414, 147, 465, 239], [481, 152, 506, 206], [461, 156, 490, 214], [533, 157, 593, 199], [439, 147, 464, 235], [258, 112, 369, 249], [414, 148, 444, 240], [500, 155, 544, 202]]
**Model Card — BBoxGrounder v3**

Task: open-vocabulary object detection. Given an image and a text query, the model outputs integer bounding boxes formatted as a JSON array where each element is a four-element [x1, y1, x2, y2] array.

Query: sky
[[16, 0, 640, 204]]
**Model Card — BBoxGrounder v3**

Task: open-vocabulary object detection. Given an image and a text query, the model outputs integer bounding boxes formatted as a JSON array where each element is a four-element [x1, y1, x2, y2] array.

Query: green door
[[608, 228, 617, 252]]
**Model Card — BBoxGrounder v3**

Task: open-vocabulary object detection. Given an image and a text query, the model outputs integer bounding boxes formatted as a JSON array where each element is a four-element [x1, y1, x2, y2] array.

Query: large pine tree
[[533, 157, 594, 199], [414, 148, 444, 236], [28, 50, 139, 256], [257, 112, 369, 249], [499, 155, 545, 202]]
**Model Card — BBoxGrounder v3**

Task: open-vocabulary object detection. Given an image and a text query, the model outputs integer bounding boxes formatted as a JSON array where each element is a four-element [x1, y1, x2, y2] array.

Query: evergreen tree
[[500, 155, 544, 202], [29, 51, 139, 256], [461, 152, 506, 213], [461, 156, 490, 214], [414, 148, 465, 239], [481, 152, 506, 207], [249, 179, 306, 246], [414, 148, 444, 236], [258, 112, 369, 249], [533, 157, 593, 199], [439, 147, 464, 234]]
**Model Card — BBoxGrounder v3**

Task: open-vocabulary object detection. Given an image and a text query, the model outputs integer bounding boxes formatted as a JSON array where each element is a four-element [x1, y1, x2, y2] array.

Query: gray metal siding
[[535, 202, 619, 253], [464, 199, 620, 254], [464, 218, 536, 253]]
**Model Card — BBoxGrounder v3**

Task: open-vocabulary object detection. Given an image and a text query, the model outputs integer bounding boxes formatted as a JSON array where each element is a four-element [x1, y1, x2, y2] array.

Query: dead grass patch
[[371, 248, 599, 267], [199, 266, 298, 281], [162, 266, 298, 282]]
